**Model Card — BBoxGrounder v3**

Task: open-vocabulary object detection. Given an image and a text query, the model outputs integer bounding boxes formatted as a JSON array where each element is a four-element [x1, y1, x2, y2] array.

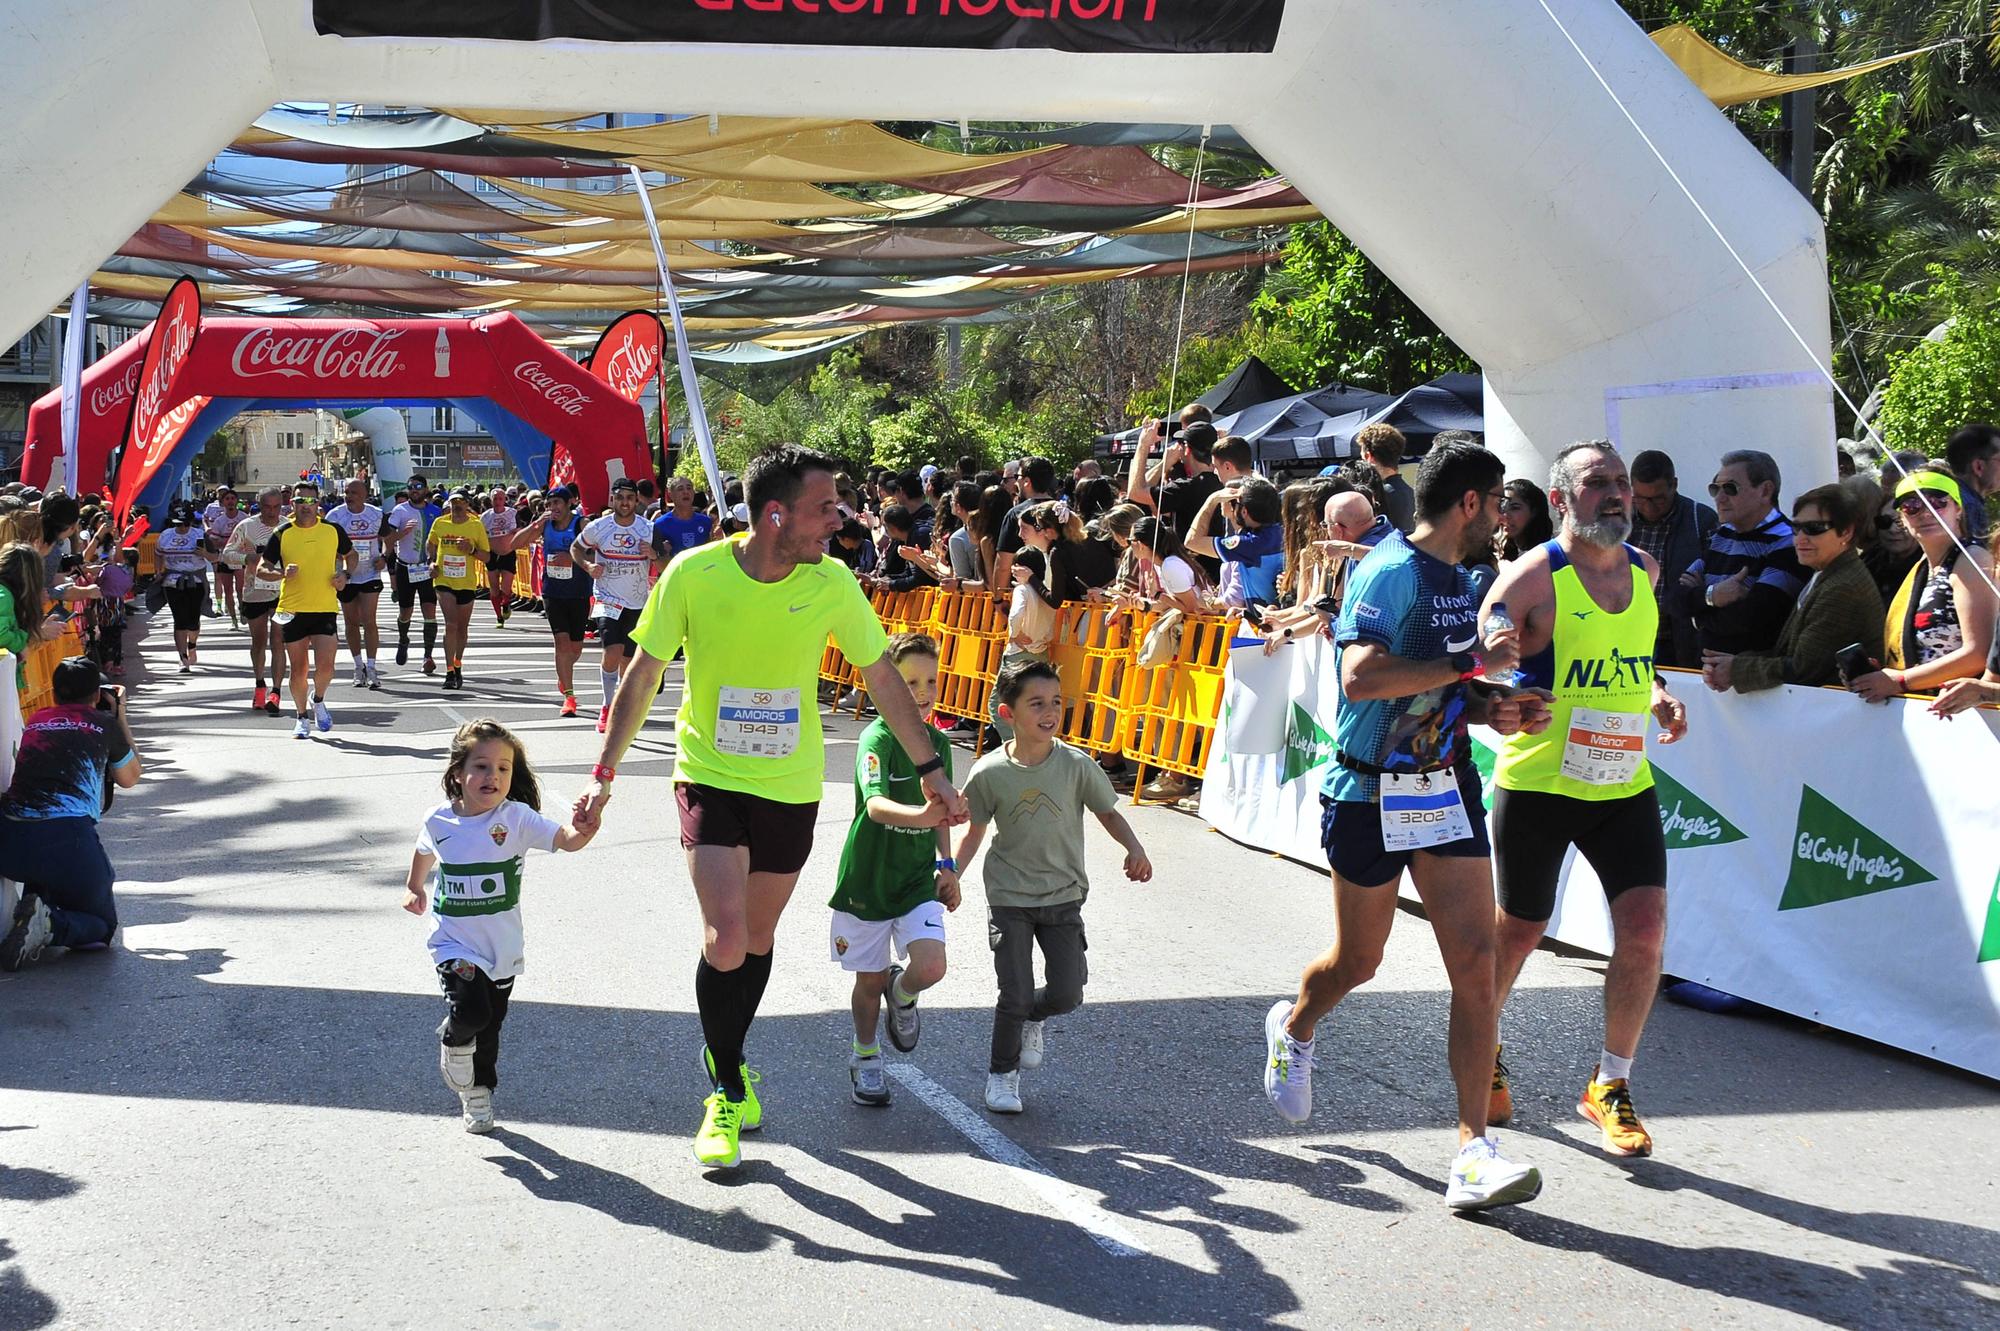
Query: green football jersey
[[830, 719, 953, 921]]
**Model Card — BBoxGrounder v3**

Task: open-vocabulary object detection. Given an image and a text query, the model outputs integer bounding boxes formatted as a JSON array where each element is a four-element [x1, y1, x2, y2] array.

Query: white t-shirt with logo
[[156, 527, 209, 580], [226, 515, 283, 597], [579, 514, 656, 611], [202, 504, 243, 549], [416, 799, 562, 981], [325, 503, 386, 584], [388, 501, 431, 564]]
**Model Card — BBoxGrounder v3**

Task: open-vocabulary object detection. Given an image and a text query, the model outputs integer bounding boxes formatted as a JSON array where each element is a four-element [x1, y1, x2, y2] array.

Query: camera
[[95, 685, 122, 713]]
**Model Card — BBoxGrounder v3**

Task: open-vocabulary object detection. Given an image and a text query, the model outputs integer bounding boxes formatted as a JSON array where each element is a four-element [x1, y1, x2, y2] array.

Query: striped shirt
[[1685, 511, 1805, 654]]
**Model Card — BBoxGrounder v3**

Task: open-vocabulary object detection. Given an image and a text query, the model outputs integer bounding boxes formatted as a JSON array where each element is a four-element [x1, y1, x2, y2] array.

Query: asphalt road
[[1, 605, 1995, 1331]]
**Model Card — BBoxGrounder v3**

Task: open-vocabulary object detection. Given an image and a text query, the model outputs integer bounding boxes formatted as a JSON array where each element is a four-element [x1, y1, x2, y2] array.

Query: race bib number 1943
[[715, 686, 801, 758]]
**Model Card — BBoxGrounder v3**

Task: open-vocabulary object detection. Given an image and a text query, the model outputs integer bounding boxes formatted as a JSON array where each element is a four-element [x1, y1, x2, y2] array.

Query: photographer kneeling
[[0, 658, 142, 970]]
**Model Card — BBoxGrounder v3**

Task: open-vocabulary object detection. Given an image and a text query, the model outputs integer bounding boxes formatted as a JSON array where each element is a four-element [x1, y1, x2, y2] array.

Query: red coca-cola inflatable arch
[[24, 312, 653, 515]]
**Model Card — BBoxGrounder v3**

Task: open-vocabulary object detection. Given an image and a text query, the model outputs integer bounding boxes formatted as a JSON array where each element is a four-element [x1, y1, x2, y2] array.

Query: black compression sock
[[423, 621, 438, 655], [740, 949, 774, 1028], [694, 956, 750, 1099]]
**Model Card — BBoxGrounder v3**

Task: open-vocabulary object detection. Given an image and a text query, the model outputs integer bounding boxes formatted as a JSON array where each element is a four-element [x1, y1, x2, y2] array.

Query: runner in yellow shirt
[[246, 482, 356, 740], [425, 488, 491, 691], [573, 446, 969, 1171]]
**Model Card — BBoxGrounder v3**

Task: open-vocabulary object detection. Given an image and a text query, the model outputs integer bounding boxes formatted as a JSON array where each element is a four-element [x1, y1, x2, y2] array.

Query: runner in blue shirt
[[519, 486, 594, 717], [651, 475, 717, 566], [1258, 438, 1552, 1213]]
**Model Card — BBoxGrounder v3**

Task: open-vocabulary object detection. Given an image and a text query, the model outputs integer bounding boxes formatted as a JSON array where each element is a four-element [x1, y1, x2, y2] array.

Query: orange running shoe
[[1578, 1075, 1653, 1157], [559, 693, 578, 718], [1488, 1045, 1513, 1127]]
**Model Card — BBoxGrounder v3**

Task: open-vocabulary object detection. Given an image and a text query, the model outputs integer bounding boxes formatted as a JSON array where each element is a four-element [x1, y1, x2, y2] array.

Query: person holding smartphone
[[0, 658, 143, 971]]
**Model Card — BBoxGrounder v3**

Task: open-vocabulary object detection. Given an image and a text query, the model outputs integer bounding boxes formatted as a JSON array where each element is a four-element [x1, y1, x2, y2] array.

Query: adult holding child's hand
[[578, 446, 965, 1171]]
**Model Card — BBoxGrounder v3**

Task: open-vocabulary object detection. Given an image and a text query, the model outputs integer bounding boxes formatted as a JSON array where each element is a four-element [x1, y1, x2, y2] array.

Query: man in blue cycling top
[[1261, 437, 1550, 1213]]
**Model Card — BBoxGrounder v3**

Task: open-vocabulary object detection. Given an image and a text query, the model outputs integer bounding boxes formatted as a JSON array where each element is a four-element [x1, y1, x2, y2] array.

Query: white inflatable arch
[[0, 0, 1833, 490]]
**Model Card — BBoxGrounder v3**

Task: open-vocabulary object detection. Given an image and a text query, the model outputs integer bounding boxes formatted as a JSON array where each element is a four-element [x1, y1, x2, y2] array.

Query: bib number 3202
[[715, 686, 801, 758], [1378, 770, 1474, 851]]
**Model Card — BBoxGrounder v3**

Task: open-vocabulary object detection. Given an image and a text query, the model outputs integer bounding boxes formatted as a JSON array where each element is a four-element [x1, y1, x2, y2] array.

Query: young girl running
[[403, 720, 600, 1132]]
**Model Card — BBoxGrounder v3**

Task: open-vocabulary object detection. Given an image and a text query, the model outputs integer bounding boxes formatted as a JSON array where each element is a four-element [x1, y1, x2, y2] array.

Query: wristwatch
[[912, 755, 945, 778], [935, 857, 957, 872], [590, 763, 616, 782], [1448, 650, 1478, 675]]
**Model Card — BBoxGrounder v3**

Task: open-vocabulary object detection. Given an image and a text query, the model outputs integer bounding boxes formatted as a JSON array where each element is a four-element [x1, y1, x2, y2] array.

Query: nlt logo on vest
[[1562, 648, 1654, 691]]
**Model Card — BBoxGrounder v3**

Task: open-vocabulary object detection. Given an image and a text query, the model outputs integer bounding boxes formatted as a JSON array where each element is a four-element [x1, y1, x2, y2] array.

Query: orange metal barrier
[[18, 621, 87, 716], [835, 586, 1240, 802], [1118, 611, 1240, 800]]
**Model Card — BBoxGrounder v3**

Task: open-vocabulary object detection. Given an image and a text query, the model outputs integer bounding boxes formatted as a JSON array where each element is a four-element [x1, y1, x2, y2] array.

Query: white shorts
[[829, 899, 946, 973]]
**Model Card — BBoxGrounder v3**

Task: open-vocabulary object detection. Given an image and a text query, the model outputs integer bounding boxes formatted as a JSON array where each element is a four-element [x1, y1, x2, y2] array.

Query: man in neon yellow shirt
[[247, 483, 356, 740], [425, 488, 490, 691], [576, 447, 968, 1170], [1480, 442, 1689, 1159]]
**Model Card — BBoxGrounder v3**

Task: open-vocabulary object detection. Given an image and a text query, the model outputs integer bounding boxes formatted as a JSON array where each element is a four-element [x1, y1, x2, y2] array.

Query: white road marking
[[883, 1063, 1147, 1258], [440, 704, 468, 725]]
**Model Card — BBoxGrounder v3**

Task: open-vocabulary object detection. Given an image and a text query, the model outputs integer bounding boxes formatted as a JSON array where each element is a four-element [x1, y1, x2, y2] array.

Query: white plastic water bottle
[[1482, 601, 1524, 686]]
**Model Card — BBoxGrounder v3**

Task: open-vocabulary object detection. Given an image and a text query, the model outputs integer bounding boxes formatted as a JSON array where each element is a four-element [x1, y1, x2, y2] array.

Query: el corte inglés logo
[[1779, 785, 1937, 911]]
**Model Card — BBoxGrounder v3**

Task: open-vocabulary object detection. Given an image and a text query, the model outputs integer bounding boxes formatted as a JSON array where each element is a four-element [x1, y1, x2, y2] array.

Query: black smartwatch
[[1448, 650, 1478, 675], [913, 755, 945, 778]]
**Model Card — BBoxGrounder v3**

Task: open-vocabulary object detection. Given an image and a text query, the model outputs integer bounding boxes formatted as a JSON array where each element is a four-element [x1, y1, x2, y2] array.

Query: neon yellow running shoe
[[693, 1091, 745, 1169], [702, 1046, 762, 1133]]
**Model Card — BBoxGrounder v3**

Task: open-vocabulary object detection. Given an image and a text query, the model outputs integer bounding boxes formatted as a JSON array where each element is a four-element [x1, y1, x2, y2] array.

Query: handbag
[[1137, 608, 1184, 669]]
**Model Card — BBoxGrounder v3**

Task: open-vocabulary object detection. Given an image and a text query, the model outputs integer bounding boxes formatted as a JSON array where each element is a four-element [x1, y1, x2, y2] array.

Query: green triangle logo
[[1779, 785, 1938, 911], [1653, 765, 1746, 851], [1978, 869, 2000, 964], [1468, 735, 1497, 810], [1280, 703, 1336, 785]]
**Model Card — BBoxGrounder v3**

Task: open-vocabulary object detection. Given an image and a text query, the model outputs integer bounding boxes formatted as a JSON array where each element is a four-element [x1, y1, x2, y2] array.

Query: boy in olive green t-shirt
[[955, 660, 1152, 1116], [827, 634, 960, 1107]]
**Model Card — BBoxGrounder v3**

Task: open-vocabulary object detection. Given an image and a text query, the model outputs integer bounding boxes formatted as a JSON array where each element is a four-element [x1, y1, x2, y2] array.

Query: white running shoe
[[366, 661, 382, 690], [835, 688, 864, 711], [314, 698, 333, 732], [292, 716, 311, 740], [1263, 999, 1315, 1124], [461, 1088, 495, 1134], [0, 894, 53, 972], [984, 1070, 1023, 1114], [884, 964, 921, 1053], [1018, 1019, 1045, 1070], [1445, 1135, 1543, 1212], [440, 1041, 475, 1094], [849, 1053, 891, 1107], [351, 660, 367, 687]]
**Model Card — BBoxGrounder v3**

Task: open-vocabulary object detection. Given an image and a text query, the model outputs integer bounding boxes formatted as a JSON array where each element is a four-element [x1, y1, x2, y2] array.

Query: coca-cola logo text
[[129, 287, 200, 452], [600, 329, 659, 402], [231, 327, 406, 381], [90, 362, 143, 419], [514, 361, 591, 417], [143, 394, 211, 467]]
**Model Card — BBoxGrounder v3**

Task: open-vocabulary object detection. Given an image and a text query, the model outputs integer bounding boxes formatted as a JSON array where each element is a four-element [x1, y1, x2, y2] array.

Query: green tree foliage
[[1249, 222, 1473, 393], [1874, 280, 2000, 453]]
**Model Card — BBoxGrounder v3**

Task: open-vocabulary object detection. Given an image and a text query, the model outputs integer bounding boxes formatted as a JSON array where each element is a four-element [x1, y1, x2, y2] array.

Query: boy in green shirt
[[956, 660, 1152, 1115], [828, 633, 961, 1106]]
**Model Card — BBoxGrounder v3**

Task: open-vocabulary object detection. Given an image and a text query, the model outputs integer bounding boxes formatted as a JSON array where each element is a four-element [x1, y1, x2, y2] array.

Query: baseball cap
[[547, 485, 574, 501], [610, 477, 640, 495], [919, 464, 939, 482], [731, 502, 751, 524]]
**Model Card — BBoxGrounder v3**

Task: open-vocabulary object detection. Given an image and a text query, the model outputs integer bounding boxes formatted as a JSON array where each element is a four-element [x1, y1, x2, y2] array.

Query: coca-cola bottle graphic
[[433, 328, 451, 378]]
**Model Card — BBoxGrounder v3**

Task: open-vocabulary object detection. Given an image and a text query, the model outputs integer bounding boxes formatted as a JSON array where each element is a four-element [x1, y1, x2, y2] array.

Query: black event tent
[[1337, 372, 1485, 456], [1094, 355, 1297, 458]]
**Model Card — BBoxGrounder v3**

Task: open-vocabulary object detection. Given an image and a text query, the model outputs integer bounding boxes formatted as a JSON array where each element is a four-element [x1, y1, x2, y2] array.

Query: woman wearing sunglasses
[[1699, 483, 1882, 692], [1849, 468, 1997, 703]]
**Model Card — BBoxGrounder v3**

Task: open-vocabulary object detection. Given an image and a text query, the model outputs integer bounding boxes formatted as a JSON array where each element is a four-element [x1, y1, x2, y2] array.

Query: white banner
[[1202, 635, 2000, 1078]]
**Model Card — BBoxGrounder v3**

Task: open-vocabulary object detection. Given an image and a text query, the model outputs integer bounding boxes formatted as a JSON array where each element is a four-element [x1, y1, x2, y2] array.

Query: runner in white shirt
[[388, 477, 443, 675], [202, 488, 245, 628], [223, 487, 289, 714], [326, 476, 389, 689], [573, 477, 661, 733], [481, 486, 521, 629]]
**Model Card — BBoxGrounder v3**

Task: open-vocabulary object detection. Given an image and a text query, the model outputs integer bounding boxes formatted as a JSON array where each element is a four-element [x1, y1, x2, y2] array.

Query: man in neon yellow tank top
[[1481, 442, 1689, 1159]]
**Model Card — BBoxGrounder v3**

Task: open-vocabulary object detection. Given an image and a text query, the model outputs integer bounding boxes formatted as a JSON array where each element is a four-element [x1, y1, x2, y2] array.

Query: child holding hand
[[827, 633, 958, 1107], [405, 719, 599, 1132], [956, 660, 1152, 1115]]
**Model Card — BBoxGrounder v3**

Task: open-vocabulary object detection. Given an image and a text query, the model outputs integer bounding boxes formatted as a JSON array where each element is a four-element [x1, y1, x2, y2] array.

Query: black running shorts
[[1491, 785, 1667, 923]]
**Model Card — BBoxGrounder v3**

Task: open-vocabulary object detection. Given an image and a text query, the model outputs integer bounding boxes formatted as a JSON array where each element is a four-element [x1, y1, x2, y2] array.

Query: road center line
[[883, 1063, 1147, 1258]]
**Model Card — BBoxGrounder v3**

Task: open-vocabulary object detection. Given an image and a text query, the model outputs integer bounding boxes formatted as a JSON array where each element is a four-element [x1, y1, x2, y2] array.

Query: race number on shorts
[[1378, 770, 1474, 851]]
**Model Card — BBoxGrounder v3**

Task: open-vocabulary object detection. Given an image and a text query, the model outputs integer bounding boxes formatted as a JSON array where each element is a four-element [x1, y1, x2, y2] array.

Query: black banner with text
[[314, 0, 1286, 55]]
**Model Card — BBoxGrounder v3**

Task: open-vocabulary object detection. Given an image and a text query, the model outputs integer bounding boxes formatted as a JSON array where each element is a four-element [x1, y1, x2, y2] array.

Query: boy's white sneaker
[[1263, 999, 1315, 1123], [461, 1088, 495, 1134], [440, 1041, 475, 1094], [1445, 1135, 1542, 1212], [1018, 1020, 1045, 1069], [984, 1071, 1023, 1114], [849, 1053, 891, 1107], [884, 964, 922, 1052]]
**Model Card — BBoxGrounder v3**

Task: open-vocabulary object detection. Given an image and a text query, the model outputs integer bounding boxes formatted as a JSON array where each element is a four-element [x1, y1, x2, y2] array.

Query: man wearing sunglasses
[[1627, 451, 1716, 669], [1675, 449, 1804, 656]]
